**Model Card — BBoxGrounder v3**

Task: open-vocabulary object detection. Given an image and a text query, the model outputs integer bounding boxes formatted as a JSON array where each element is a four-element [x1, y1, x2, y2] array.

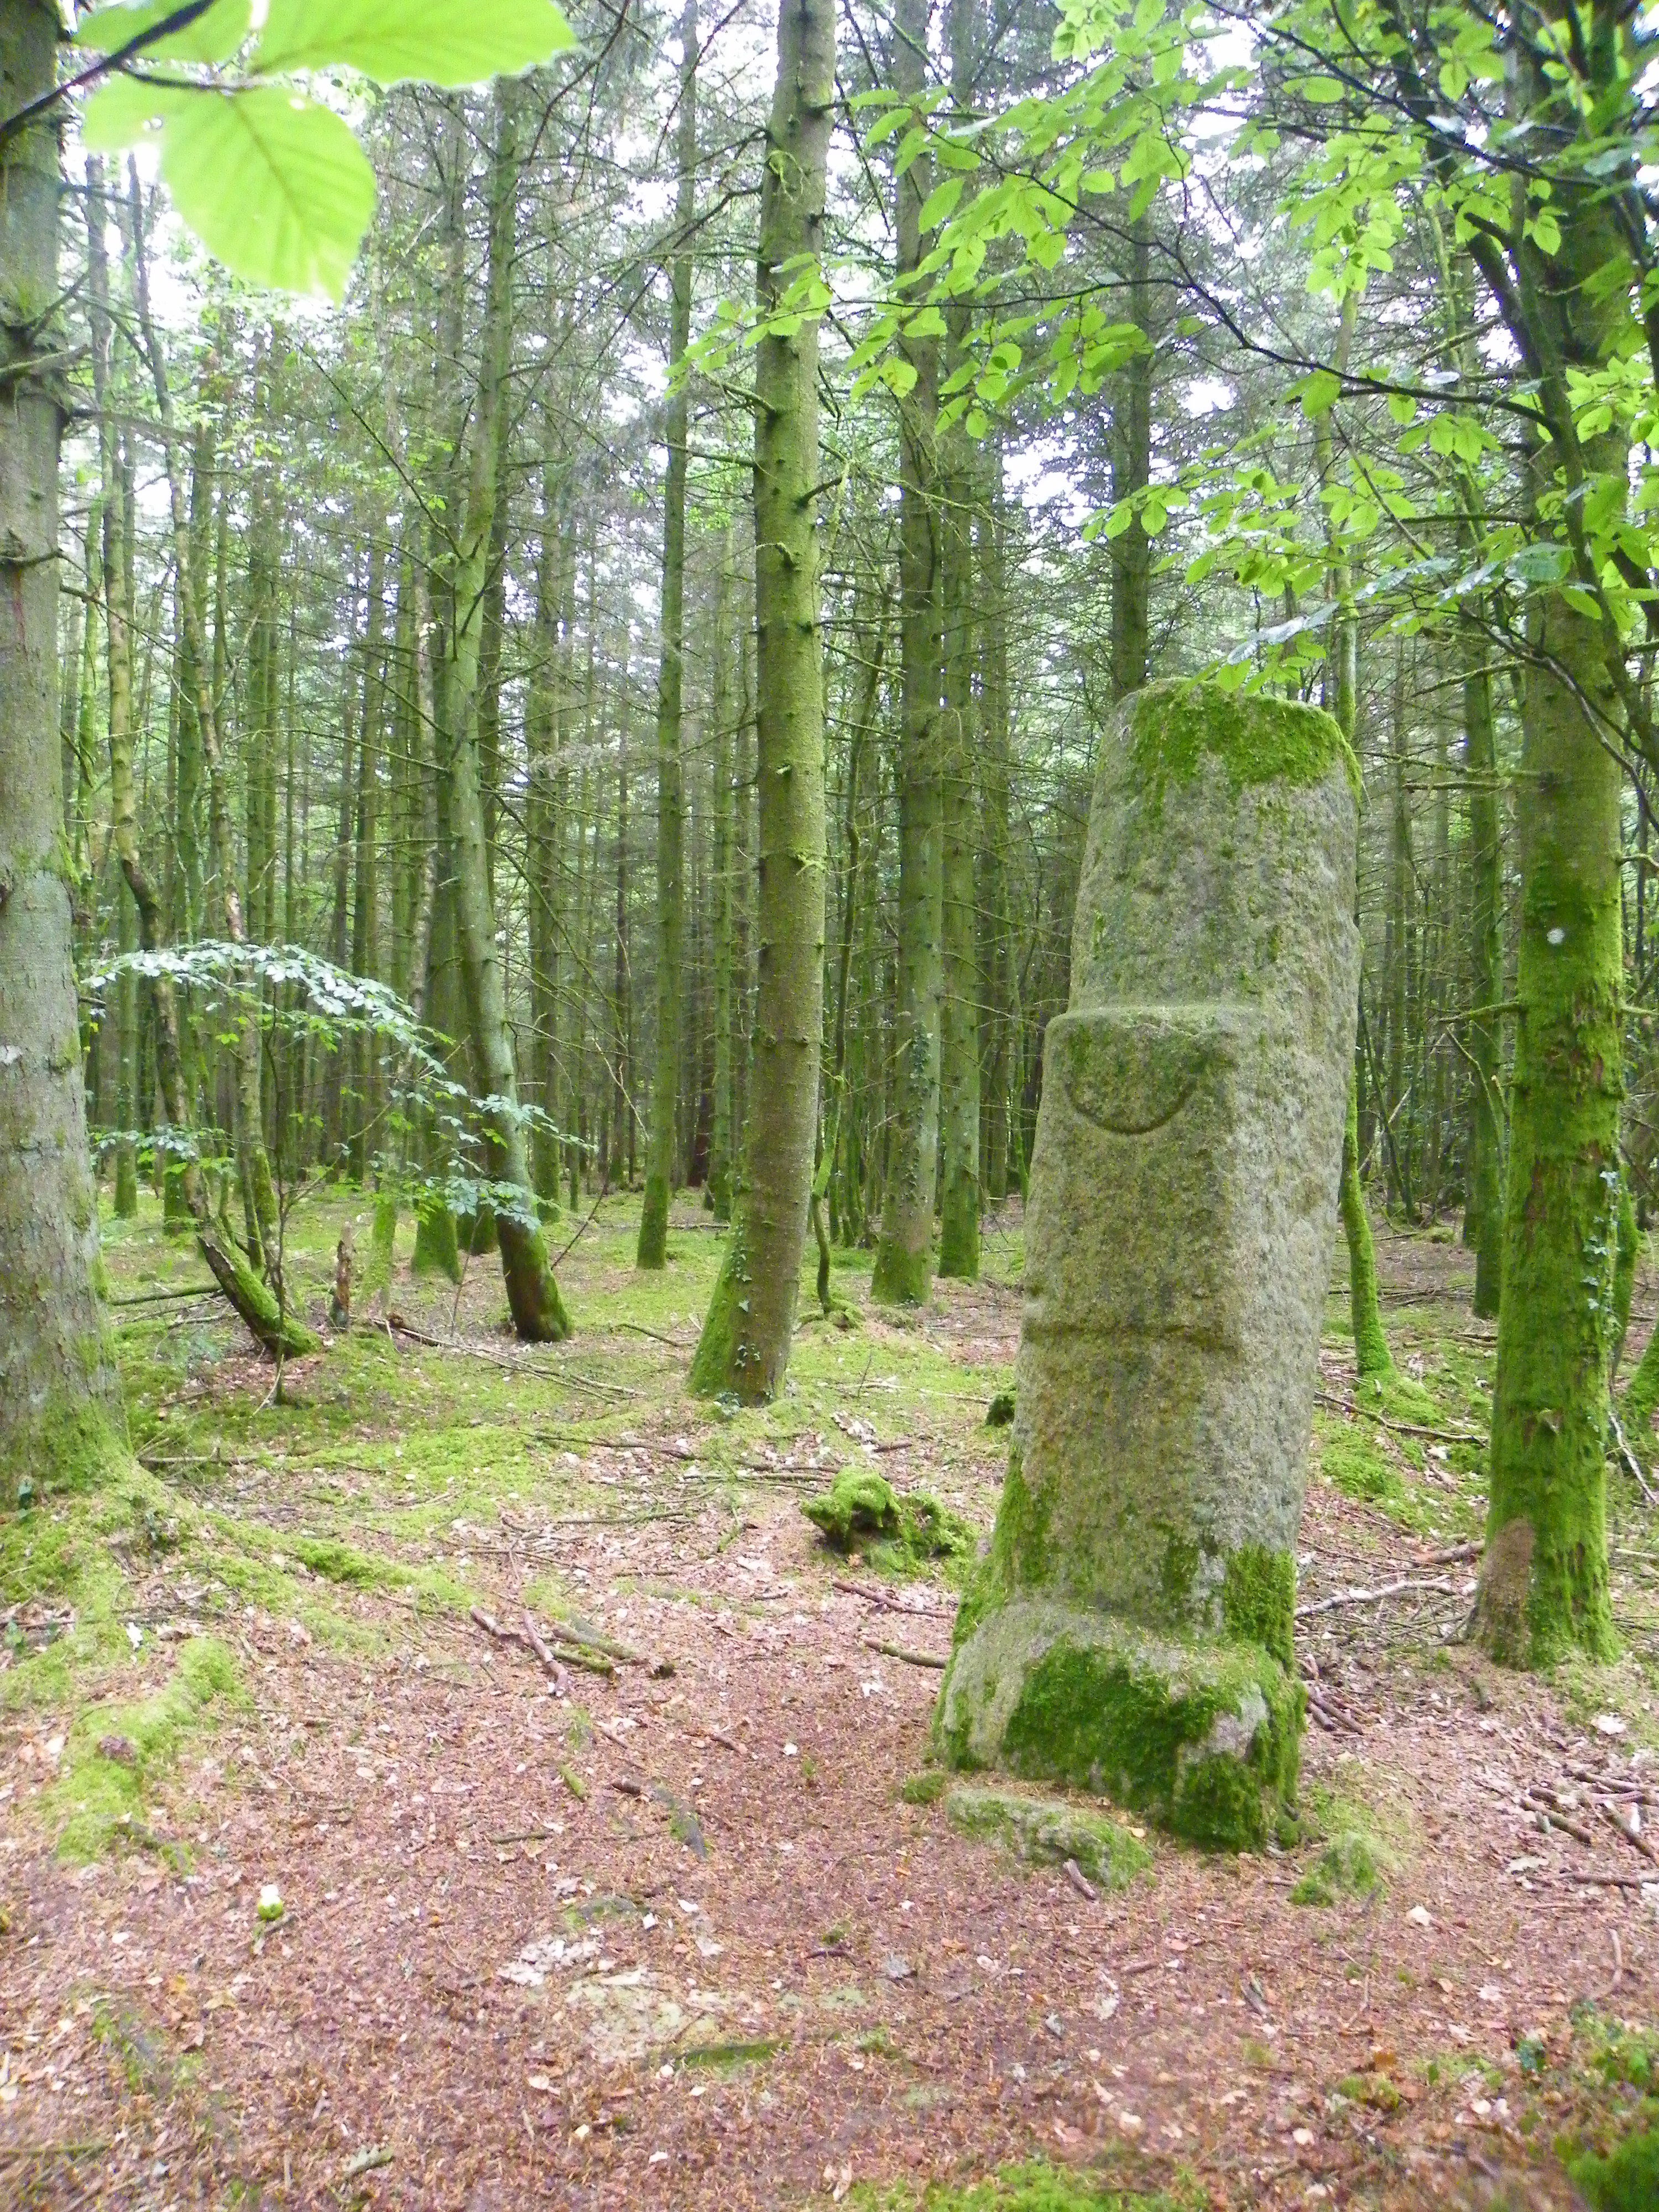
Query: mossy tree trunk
[[1475, 580, 1623, 1664], [708, 534, 737, 1222], [436, 83, 571, 1344], [872, 0, 943, 1308], [1313, 305, 1397, 1387], [978, 454, 1021, 1202], [936, 0, 981, 1282], [639, 0, 698, 1271], [0, 3, 131, 1504], [1463, 589, 1505, 1319], [690, 0, 833, 1401]]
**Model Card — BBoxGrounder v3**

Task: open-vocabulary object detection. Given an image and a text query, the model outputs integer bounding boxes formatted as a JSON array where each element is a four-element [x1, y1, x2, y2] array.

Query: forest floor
[[4, 1195, 1659, 2211]]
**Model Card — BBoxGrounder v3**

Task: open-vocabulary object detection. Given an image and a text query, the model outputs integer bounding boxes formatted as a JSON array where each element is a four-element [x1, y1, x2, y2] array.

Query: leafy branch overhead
[[72, 0, 577, 298]]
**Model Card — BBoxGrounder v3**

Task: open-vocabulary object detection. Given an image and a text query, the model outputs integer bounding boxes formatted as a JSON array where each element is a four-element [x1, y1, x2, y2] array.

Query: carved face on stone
[[1013, 684, 1360, 1639]]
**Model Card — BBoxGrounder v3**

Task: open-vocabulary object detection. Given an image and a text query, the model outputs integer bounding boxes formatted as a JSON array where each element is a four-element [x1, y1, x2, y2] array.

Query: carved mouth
[[1052, 1011, 1236, 1136]]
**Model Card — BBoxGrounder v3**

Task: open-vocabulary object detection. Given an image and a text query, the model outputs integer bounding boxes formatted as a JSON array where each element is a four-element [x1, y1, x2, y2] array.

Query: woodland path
[[2, 1203, 1656, 2209]]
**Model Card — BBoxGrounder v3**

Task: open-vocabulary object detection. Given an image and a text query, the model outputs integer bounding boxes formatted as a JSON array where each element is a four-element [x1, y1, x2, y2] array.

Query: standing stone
[[936, 681, 1359, 1849]]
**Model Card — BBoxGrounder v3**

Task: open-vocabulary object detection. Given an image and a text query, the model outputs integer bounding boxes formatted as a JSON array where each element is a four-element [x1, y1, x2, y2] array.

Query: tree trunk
[[436, 84, 571, 1342], [1475, 585, 1621, 1665], [1312, 299, 1396, 1385], [1109, 208, 1153, 700], [709, 532, 737, 1222], [639, 0, 700, 1269], [690, 0, 834, 1401], [872, 0, 943, 1307], [1463, 570, 1504, 1318], [0, 4, 130, 1504]]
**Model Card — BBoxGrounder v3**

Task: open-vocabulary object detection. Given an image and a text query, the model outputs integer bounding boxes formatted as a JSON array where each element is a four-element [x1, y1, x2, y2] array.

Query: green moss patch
[[804, 1468, 973, 1575], [41, 1635, 244, 1861], [847, 2159, 1201, 2210], [939, 1603, 1303, 1851], [944, 1785, 1152, 1891], [1129, 679, 1360, 816], [289, 1535, 414, 1589], [1568, 2126, 1659, 2212], [1290, 1831, 1386, 1906]]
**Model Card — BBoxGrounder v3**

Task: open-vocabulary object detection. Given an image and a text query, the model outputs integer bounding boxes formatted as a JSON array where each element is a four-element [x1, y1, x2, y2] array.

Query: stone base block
[[943, 1785, 1152, 1891], [934, 1597, 1303, 1852]]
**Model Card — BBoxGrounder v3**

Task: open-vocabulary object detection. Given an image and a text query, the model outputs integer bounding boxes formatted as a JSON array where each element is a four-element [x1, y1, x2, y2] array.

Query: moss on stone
[[968, 1621, 1301, 1851], [1221, 1546, 1296, 1671], [944, 1784, 1152, 1890], [1129, 679, 1361, 821]]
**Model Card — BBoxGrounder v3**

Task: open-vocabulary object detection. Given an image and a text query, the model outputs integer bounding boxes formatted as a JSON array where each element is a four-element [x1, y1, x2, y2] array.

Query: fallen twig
[[1608, 1404, 1659, 1506], [1296, 1576, 1459, 1619], [1597, 1929, 1625, 2002], [610, 1321, 695, 1350], [1415, 1541, 1484, 1567], [1521, 1789, 1594, 1847], [859, 1635, 948, 1669], [1062, 1857, 1098, 1902], [1595, 1795, 1659, 1867], [517, 1611, 568, 1694], [1314, 1390, 1483, 1444], [470, 1604, 611, 1679], [1566, 1869, 1653, 1888], [832, 1577, 954, 1620]]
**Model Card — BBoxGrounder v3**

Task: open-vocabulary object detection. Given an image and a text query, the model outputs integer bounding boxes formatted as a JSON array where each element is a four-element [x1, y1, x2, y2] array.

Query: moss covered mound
[[1569, 2123, 1659, 2212], [937, 1598, 1302, 1852], [43, 1634, 243, 1861], [944, 1785, 1152, 1891], [1290, 1830, 1385, 1906], [804, 1469, 973, 1573]]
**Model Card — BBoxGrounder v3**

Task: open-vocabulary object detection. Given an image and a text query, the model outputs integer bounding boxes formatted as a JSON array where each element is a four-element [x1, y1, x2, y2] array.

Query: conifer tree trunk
[[709, 534, 736, 1222], [436, 84, 571, 1343], [1313, 300, 1397, 1385], [1109, 208, 1153, 700], [690, 0, 833, 1400], [1467, 4, 1634, 1661], [873, 0, 943, 1306], [1462, 561, 1504, 1319], [526, 409, 569, 1206], [978, 459, 1019, 1201], [350, 537, 384, 1180], [611, 662, 633, 1187], [0, 2, 129, 1504], [639, 0, 699, 1269]]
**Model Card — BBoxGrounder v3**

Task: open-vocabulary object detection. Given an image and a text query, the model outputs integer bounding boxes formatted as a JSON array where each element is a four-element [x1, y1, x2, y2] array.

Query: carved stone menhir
[[936, 681, 1360, 1849]]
